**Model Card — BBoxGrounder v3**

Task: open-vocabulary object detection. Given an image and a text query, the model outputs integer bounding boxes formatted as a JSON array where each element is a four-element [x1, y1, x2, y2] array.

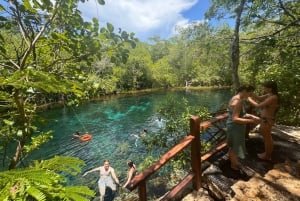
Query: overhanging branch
[[241, 19, 300, 43], [19, 2, 61, 69]]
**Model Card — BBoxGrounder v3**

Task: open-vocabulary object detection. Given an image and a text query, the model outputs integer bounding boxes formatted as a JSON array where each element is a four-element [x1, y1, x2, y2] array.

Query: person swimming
[[72, 131, 82, 139], [130, 129, 147, 147], [155, 117, 165, 128]]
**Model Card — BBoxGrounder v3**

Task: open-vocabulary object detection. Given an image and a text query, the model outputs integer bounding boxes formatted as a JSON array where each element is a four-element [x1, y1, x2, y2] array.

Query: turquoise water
[[25, 89, 231, 184]]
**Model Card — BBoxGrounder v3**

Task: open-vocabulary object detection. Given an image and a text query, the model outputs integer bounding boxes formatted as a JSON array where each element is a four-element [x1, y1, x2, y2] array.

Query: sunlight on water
[[23, 89, 231, 185]]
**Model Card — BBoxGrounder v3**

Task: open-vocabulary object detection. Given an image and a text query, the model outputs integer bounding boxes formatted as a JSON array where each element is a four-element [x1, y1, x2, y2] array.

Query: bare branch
[[278, 0, 296, 21], [241, 19, 300, 43], [0, 52, 20, 69], [20, 2, 61, 69], [9, 1, 30, 48], [0, 62, 19, 70]]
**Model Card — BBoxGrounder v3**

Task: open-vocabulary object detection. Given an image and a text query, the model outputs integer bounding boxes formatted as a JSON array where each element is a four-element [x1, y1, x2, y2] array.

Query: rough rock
[[181, 188, 214, 201], [231, 160, 300, 201], [181, 125, 300, 201]]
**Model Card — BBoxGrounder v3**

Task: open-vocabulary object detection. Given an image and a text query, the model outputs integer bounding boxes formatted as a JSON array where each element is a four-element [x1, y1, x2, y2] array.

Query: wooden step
[[202, 148, 256, 200]]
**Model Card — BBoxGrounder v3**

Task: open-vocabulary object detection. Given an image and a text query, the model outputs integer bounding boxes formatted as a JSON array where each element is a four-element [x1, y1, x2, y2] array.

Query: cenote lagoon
[[23, 89, 232, 185]]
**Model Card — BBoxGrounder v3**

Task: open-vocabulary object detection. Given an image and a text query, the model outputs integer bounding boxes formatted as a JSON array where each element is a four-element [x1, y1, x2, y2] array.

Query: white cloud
[[78, 0, 198, 41]]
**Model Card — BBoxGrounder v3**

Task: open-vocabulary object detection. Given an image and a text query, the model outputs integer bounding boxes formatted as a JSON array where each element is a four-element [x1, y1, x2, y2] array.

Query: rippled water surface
[[25, 89, 232, 184]]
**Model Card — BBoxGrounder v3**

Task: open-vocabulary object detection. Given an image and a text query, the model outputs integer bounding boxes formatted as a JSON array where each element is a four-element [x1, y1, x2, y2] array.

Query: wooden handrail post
[[190, 116, 201, 190], [138, 180, 147, 201]]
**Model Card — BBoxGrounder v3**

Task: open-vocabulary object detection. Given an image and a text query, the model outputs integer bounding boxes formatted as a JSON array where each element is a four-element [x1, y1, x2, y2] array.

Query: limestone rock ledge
[[230, 160, 300, 201]]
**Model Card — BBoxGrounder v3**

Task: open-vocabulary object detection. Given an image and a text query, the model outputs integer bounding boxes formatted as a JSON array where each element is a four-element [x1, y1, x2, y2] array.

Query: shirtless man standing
[[247, 81, 279, 160]]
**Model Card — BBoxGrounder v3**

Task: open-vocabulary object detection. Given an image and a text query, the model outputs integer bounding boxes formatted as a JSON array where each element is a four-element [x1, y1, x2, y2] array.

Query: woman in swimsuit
[[226, 85, 261, 171], [248, 81, 279, 161], [83, 159, 120, 201], [122, 160, 137, 189]]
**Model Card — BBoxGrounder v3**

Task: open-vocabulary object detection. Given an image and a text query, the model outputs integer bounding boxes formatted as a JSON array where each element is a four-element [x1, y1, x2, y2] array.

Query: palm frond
[[0, 168, 63, 186], [26, 186, 47, 201], [33, 156, 86, 176], [64, 186, 95, 201], [0, 156, 94, 201]]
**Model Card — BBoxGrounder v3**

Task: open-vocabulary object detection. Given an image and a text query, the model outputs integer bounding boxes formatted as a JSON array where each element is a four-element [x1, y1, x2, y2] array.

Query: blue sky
[[182, 0, 210, 21], [78, 0, 216, 41]]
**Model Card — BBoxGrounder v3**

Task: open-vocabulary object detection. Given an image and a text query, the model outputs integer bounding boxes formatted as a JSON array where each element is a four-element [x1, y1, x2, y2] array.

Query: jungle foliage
[[0, 0, 135, 200], [0, 156, 94, 201], [0, 0, 299, 200]]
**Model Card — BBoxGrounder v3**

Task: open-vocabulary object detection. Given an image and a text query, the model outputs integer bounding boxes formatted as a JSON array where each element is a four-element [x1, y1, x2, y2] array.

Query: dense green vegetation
[[0, 0, 299, 200]]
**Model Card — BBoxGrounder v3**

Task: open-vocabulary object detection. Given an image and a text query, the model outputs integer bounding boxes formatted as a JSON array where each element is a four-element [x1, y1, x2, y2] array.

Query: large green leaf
[[0, 156, 93, 201], [64, 186, 95, 201], [26, 186, 47, 201], [107, 22, 114, 33], [23, 0, 35, 12]]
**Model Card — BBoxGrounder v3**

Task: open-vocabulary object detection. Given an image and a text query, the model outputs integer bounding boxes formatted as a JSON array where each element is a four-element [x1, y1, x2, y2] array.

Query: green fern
[[0, 156, 95, 201], [26, 186, 47, 201], [32, 156, 85, 176], [64, 186, 95, 201], [0, 168, 62, 185]]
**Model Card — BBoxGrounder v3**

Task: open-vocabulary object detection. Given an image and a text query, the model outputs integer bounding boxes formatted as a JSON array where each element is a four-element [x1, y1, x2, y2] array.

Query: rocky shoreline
[[182, 124, 300, 201]]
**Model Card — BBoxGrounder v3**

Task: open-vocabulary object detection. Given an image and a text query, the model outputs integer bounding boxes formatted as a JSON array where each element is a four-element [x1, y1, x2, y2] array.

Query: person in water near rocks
[[140, 129, 147, 137], [72, 131, 82, 139], [247, 81, 279, 161], [130, 129, 147, 147], [155, 117, 166, 128], [83, 159, 120, 201]]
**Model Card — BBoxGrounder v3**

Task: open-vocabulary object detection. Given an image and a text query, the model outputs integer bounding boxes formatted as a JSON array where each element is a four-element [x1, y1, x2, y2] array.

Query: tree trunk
[[9, 90, 28, 169], [9, 140, 24, 170], [230, 0, 246, 92]]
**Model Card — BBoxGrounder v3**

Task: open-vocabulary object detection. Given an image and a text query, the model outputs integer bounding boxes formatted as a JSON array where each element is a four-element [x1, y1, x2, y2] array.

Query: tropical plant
[[240, 0, 300, 125], [176, 22, 232, 86], [204, 0, 299, 125], [118, 42, 153, 90], [0, 0, 136, 170], [0, 156, 94, 201], [141, 96, 211, 170], [205, 0, 249, 91]]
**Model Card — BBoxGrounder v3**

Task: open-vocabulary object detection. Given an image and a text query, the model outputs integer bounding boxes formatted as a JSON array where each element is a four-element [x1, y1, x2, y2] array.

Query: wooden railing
[[128, 113, 229, 201]]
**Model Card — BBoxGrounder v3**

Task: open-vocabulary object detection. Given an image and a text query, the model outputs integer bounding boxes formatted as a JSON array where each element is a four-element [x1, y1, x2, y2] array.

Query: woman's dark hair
[[263, 81, 278, 95], [237, 85, 255, 93], [127, 160, 134, 167]]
